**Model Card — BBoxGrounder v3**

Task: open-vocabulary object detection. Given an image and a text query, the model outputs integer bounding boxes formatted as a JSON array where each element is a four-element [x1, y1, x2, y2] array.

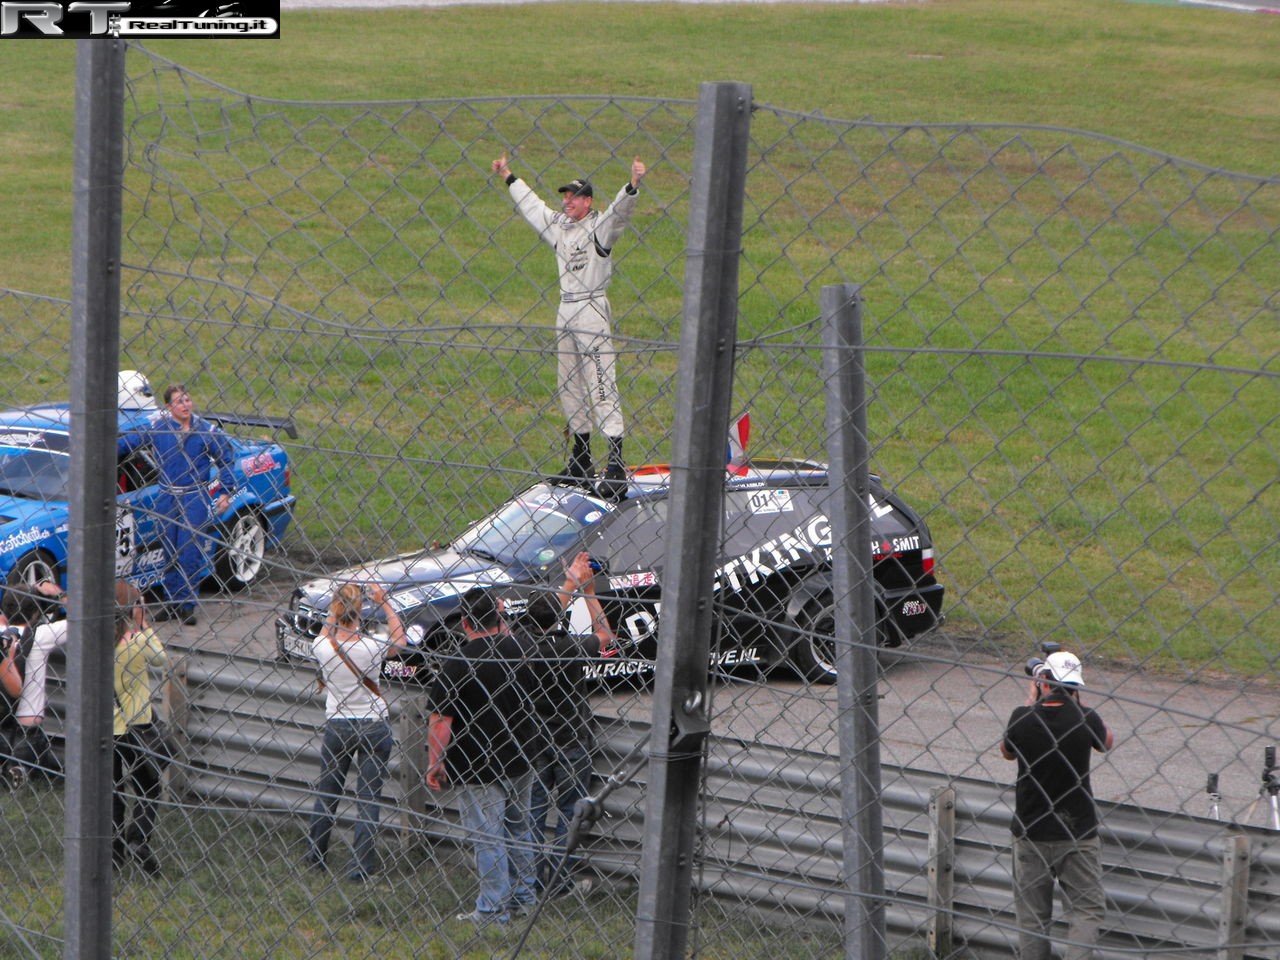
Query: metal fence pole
[[633, 80, 752, 960], [821, 284, 886, 960], [65, 38, 126, 960]]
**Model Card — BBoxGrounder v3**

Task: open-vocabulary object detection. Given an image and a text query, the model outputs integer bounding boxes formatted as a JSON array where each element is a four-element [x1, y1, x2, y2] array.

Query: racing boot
[[553, 432, 593, 487], [597, 435, 627, 502]]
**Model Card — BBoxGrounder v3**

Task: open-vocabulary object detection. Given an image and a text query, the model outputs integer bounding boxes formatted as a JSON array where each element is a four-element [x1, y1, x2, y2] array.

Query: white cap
[[1043, 650, 1084, 686], [118, 370, 155, 409]]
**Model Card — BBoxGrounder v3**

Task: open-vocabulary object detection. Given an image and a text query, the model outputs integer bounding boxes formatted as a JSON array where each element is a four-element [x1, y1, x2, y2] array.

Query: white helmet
[[118, 369, 156, 409]]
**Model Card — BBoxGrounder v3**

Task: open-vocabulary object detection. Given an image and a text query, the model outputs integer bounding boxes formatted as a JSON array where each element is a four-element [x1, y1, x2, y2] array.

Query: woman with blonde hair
[[306, 580, 407, 882], [112, 579, 171, 875]]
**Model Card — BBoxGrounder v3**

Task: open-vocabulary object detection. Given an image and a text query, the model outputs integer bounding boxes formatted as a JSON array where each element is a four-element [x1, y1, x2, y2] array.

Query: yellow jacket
[[113, 626, 168, 737]]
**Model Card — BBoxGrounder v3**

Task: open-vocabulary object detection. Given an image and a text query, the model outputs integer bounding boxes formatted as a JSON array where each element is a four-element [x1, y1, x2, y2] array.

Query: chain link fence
[[1, 42, 1277, 959]]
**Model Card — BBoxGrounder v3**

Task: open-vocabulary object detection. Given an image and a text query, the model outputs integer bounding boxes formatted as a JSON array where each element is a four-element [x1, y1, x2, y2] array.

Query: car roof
[[625, 457, 830, 496], [0, 402, 164, 436]]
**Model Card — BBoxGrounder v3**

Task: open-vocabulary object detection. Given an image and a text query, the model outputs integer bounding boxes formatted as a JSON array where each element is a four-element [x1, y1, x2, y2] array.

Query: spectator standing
[[1, 614, 25, 787], [517, 551, 617, 897], [11, 579, 72, 780], [306, 581, 407, 883], [490, 153, 646, 498], [1001, 650, 1116, 960], [111, 582, 171, 875], [426, 587, 540, 925], [116, 383, 237, 625]]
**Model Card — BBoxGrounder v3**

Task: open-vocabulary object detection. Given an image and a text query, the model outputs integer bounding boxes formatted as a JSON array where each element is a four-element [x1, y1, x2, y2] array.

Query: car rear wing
[[204, 412, 298, 440]]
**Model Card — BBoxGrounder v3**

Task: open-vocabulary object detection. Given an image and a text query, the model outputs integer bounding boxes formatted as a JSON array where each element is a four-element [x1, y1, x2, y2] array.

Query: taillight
[[922, 547, 934, 576]]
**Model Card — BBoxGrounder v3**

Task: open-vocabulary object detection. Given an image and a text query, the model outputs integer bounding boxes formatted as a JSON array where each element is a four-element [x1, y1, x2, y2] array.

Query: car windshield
[[0, 447, 70, 500], [454, 484, 608, 570]]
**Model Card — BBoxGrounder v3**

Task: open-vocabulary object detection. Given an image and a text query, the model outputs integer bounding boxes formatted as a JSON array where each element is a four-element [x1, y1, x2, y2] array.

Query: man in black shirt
[[426, 588, 541, 925], [1001, 650, 1115, 960]]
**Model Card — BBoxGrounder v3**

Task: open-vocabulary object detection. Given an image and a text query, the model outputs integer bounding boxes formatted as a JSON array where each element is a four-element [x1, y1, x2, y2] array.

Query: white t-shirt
[[312, 630, 392, 722], [16, 620, 70, 721]]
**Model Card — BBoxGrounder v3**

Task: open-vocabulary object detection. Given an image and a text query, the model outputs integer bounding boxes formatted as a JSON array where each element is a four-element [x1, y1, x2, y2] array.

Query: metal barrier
[[40, 644, 1280, 959]]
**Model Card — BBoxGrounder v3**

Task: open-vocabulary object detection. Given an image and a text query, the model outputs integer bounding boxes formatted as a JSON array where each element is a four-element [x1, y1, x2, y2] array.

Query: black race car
[[275, 459, 944, 684]]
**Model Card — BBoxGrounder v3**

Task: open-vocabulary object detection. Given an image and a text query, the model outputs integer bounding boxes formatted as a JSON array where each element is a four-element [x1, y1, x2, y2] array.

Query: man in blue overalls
[[117, 384, 236, 626]]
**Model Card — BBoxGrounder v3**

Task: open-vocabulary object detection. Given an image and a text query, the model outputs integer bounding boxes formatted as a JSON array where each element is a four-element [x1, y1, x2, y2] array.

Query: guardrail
[[43, 644, 1280, 959]]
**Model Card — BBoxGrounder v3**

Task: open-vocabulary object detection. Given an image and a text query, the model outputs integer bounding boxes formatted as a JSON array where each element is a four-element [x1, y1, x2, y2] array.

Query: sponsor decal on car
[[1, 526, 50, 555], [900, 599, 930, 617], [240, 452, 278, 477], [0, 430, 47, 448], [714, 514, 833, 592], [581, 646, 761, 681], [608, 570, 658, 590], [743, 488, 794, 515], [383, 661, 418, 679]]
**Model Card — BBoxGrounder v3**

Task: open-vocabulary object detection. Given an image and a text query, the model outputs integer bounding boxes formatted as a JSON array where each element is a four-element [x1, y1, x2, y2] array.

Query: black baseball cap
[[557, 178, 593, 198]]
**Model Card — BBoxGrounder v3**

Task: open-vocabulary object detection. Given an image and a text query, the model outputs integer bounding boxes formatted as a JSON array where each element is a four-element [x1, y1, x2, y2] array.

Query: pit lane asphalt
[[183, 571, 1280, 828]]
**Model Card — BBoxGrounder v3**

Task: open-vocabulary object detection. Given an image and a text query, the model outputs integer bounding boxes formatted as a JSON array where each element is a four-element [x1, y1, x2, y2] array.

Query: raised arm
[[367, 583, 408, 654]]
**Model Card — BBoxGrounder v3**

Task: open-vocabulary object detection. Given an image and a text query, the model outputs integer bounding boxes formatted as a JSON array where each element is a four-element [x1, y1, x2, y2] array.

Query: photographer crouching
[[1000, 645, 1116, 960]]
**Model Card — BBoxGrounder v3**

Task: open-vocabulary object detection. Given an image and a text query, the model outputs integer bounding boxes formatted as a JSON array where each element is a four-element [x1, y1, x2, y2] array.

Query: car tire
[[790, 592, 839, 684], [4, 550, 58, 621], [214, 511, 267, 590], [788, 590, 892, 685]]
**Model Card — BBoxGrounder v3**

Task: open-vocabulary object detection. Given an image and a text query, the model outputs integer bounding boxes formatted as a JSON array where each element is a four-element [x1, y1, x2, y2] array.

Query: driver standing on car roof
[[490, 153, 646, 501], [117, 383, 236, 626]]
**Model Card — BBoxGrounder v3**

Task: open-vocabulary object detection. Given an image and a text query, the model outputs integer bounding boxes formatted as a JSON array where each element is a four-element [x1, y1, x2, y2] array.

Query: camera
[[1023, 640, 1063, 678], [0, 625, 21, 655]]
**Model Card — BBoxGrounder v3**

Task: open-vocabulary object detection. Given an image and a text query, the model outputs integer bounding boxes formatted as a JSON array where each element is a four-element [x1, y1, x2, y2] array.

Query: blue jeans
[[308, 718, 393, 878], [457, 771, 537, 916], [529, 742, 593, 891]]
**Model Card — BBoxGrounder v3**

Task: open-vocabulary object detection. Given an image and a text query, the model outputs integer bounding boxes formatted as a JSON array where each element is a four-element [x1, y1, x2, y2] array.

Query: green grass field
[[1, 0, 1276, 296]]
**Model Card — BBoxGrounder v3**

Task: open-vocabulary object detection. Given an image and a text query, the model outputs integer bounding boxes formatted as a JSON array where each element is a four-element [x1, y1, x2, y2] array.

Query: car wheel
[[790, 592, 839, 684], [214, 511, 267, 589], [4, 551, 58, 621], [789, 591, 891, 685]]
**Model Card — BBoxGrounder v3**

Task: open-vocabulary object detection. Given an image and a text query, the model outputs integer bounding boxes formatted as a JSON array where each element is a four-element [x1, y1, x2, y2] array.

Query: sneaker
[[177, 606, 198, 626], [548, 876, 594, 899], [151, 605, 176, 623], [2, 763, 27, 789], [455, 910, 509, 926]]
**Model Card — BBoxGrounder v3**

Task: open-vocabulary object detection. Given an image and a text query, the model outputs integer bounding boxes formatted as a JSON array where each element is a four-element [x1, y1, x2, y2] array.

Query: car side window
[[118, 449, 159, 494], [594, 499, 667, 573], [722, 486, 810, 557]]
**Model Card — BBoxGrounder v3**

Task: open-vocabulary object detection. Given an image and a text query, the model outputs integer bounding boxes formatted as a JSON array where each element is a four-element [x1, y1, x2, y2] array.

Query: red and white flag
[[726, 411, 750, 476]]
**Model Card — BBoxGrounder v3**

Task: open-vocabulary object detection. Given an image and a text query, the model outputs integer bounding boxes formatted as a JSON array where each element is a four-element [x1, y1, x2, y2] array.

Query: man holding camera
[[1001, 648, 1115, 960]]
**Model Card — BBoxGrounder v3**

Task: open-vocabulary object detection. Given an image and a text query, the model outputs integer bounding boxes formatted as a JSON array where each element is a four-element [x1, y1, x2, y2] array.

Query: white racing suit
[[507, 179, 640, 439]]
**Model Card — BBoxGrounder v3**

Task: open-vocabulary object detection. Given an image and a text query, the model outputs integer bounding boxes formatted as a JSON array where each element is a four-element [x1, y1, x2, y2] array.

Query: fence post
[[822, 283, 886, 959], [1217, 832, 1249, 960], [66, 36, 126, 960], [164, 655, 192, 798], [633, 79, 752, 960], [927, 786, 956, 958], [397, 689, 430, 847]]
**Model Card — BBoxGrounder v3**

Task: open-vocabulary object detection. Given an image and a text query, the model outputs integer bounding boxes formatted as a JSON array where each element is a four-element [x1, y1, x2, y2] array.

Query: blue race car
[[0, 372, 296, 618]]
